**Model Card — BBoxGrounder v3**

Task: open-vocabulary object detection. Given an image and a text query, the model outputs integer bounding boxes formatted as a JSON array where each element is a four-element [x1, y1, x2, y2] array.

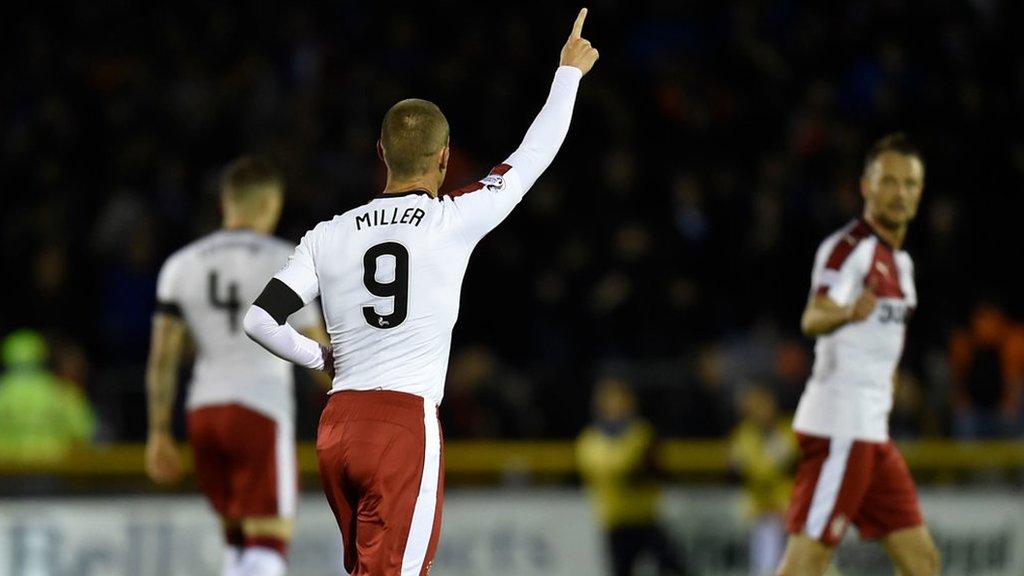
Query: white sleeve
[[273, 241, 323, 330], [155, 253, 185, 316], [446, 66, 582, 245], [243, 305, 324, 370], [811, 239, 871, 307], [274, 227, 321, 305], [900, 253, 917, 308], [288, 300, 323, 331]]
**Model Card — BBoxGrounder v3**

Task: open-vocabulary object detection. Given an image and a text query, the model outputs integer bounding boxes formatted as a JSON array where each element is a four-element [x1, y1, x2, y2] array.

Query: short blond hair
[[380, 99, 449, 179], [219, 156, 283, 204]]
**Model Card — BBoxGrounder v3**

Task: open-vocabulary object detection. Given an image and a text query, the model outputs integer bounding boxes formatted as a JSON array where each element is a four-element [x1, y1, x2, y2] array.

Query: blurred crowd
[[3, 1, 1023, 444]]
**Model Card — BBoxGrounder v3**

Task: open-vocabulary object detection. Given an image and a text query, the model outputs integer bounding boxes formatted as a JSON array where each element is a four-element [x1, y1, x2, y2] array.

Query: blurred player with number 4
[[243, 8, 598, 575], [145, 157, 329, 576], [777, 134, 941, 576]]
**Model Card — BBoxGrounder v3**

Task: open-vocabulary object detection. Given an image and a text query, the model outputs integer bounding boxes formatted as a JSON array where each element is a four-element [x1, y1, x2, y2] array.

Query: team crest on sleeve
[[481, 174, 505, 190]]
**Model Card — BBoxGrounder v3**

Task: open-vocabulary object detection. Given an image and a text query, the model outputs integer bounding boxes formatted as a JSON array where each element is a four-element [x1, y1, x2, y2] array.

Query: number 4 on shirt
[[208, 271, 242, 333]]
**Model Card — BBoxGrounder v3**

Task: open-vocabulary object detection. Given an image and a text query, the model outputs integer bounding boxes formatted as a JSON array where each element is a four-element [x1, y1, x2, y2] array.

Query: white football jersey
[[156, 229, 321, 421], [272, 66, 582, 407], [793, 219, 917, 442], [274, 166, 531, 407]]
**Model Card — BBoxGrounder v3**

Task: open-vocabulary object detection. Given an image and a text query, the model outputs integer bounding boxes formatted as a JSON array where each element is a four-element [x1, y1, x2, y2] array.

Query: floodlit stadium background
[[2, 2, 1023, 575]]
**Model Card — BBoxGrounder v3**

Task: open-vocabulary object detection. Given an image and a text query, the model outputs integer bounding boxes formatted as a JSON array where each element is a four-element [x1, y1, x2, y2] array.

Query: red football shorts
[[785, 433, 923, 546], [317, 390, 444, 576], [187, 404, 297, 521]]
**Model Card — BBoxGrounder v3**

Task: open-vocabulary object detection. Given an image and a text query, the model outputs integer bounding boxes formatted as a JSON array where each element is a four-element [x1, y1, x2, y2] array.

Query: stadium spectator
[[441, 345, 538, 438], [577, 377, 690, 576], [0, 330, 96, 464], [728, 384, 796, 576], [949, 303, 1024, 438]]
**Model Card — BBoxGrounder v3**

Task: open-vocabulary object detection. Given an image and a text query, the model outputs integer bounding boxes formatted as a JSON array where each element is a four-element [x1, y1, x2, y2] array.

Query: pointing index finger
[[570, 8, 588, 39]]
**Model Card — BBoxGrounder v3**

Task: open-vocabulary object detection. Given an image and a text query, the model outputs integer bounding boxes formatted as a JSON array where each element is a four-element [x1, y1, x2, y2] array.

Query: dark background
[[3, 0, 1022, 442]]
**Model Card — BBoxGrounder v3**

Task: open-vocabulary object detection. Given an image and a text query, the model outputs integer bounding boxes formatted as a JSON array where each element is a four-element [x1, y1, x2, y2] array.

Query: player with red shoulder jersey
[[777, 134, 941, 576]]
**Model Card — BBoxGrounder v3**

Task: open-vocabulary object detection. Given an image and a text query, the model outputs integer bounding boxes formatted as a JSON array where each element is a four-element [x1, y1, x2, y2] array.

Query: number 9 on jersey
[[362, 242, 409, 329]]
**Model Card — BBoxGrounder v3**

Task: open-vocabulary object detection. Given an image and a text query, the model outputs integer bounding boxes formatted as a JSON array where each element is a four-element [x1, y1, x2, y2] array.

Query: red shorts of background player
[[187, 404, 297, 522], [785, 432, 923, 546], [316, 390, 444, 576]]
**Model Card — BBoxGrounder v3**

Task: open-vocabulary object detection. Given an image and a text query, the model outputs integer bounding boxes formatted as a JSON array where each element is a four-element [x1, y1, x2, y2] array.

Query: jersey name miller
[[271, 66, 584, 406], [356, 206, 426, 230]]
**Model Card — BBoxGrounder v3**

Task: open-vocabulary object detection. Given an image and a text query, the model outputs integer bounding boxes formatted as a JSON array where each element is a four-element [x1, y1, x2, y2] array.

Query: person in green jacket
[[0, 329, 95, 465]]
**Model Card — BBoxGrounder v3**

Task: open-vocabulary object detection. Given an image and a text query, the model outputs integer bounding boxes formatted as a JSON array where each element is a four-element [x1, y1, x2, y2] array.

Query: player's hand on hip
[[145, 431, 183, 484], [319, 342, 335, 379], [849, 277, 879, 322], [321, 345, 335, 380], [560, 8, 599, 76]]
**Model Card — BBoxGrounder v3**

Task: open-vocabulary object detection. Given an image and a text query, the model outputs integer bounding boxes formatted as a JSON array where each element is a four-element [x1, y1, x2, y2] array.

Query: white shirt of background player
[[794, 147, 925, 442], [793, 220, 917, 441], [145, 179, 330, 486], [781, 142, 937, 576]]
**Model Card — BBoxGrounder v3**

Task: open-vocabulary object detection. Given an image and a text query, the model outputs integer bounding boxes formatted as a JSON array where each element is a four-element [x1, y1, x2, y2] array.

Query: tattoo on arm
[[146, 314, 188, 434]]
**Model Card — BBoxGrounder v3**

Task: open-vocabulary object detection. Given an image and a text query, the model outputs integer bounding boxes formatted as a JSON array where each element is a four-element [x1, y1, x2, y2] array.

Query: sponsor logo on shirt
[[878, 303, 910, 324]]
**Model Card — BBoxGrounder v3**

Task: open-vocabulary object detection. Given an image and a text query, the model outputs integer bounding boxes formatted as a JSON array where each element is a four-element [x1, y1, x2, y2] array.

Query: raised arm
[[447, 9, 599, 243], [506, 8, 599, 188]]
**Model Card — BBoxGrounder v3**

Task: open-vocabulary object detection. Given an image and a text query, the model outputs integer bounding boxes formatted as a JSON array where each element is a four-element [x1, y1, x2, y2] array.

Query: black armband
[[155, 300, 183, 318], [253, 278, 305, 325]]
